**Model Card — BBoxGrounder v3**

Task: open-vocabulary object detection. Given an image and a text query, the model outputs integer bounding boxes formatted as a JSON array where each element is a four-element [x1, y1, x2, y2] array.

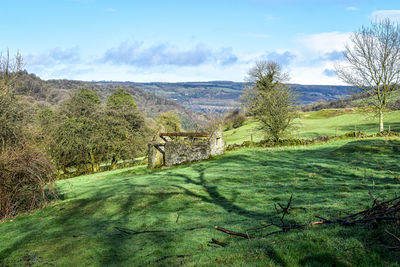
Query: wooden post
[[389, 125, 391, 132], [335, 127, 338, 137]]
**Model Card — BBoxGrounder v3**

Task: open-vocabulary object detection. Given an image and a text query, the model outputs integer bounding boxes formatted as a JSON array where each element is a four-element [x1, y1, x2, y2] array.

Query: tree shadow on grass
[[299, 253, 349, 267], [1, 139, 400, 266], [0, 181, 185, 266], [172, 165, 267, 220], [167, 139, 400, 265]]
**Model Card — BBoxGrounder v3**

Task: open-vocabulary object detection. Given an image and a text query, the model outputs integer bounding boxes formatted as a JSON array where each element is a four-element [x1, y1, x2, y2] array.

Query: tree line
[[39, 87, 151, 176], [0, 51, 184, 219]]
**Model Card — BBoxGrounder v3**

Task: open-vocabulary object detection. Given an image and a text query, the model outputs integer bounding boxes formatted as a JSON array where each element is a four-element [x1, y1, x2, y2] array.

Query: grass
[[224, 109, 400, 144], [1, 138, 400, 266]]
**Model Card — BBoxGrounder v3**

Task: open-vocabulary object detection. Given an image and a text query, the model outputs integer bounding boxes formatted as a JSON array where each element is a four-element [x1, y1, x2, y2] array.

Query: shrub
[[0, 144, 56, 220], [223, 109, 246, 130]]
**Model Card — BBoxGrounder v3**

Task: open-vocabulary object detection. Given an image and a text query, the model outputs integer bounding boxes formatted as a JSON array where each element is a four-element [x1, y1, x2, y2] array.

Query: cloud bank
[[371, 10, 400, 22], [24, 32, 351, 85], [102, 41, 238, 67]]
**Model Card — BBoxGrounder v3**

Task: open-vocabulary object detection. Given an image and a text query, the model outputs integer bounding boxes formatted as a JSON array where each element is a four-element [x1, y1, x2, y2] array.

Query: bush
[[223, 109, 246, 130], [0, 145, 56, 220]]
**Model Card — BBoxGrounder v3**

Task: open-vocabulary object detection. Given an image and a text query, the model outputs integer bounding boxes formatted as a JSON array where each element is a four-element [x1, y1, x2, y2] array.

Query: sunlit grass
[[1, 138, 400, 266], [224, 109, 400, 144]]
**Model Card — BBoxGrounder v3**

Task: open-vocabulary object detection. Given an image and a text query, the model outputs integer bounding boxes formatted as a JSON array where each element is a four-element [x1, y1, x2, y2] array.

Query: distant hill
[[14, 72, 356, 118], [104, 81, 354, 113], [14, 72, 205, 130]]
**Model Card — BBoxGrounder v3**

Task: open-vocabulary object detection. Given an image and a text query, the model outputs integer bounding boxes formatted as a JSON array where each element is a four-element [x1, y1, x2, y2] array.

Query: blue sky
[[1, 0, 400, 84]]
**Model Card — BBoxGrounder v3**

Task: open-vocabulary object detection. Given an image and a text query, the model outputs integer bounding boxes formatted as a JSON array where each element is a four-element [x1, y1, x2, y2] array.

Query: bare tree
[[336, 19, 400, 132], [0, 49, 23, 96], [241, 61, 297, 142]]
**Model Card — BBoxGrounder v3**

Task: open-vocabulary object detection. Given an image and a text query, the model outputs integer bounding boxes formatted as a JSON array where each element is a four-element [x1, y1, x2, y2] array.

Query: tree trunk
[[89, 151, 96, 173], [110, 155, 118, 170], [379, 109, 384, 132]]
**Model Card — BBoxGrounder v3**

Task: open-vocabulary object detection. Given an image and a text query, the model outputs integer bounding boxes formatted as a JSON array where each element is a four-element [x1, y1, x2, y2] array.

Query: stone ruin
[[147, 130, 225, 168]]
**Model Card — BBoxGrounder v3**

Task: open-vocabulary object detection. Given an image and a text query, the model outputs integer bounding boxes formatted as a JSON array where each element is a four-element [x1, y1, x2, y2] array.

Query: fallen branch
[[115, 226, 205, 235], [212, 193, 400, 246], [211, 238, 228, 247], [215, 226, 252, 239], [155, 254, 191, 263]]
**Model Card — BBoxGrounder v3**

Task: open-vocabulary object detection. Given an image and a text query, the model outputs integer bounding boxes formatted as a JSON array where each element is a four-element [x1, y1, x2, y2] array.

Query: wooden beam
[[153, 144, 165, 166], [159, 132, 210, 138]]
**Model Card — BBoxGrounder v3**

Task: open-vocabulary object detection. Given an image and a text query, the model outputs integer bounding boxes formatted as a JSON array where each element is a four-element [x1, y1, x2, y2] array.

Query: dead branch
[[115, 226, 205, 235], [215, 226, 253, 239], [155, 254, 191, 263], [211, 238, 228, 247], [212, 193, 400, 247]]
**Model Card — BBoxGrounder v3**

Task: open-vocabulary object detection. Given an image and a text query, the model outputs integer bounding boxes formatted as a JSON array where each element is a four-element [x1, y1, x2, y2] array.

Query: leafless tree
[[0, 49, 23, 96], [336, 19, 400, 132]]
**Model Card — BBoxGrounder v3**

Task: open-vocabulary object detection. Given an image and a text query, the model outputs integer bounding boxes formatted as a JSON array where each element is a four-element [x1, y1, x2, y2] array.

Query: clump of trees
[[1, 51, 155, 219], [336, 19, 400, 132], [40, 88, 150, 176], [241, 60, 297, 142]]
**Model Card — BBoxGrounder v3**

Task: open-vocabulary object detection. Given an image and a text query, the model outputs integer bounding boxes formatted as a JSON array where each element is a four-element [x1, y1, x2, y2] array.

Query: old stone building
[[147, 130, 225, 168]]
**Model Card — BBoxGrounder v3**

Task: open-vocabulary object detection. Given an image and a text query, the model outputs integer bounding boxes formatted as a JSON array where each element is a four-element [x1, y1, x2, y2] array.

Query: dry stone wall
[[147, 130, 225, 168], [164, 141, 210, 166]]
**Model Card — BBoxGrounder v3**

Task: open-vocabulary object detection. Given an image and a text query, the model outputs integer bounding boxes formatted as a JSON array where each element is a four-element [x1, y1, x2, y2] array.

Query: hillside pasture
[[1, 138, 400, 266], [224, 109, 400, 144]]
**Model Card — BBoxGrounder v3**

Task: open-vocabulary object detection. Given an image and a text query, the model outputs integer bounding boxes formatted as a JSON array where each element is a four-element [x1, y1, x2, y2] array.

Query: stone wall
[[147, 143, 164, 168], [210, 131, 225, 156], [147, 130, 226, 168], [164, 141, 210, 166]]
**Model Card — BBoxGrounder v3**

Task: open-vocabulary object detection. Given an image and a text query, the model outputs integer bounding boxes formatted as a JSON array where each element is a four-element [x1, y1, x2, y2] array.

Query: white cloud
[[371, 10, 400, 22], [26, 47, 80, 66], [297, 32, 350, 55], [102, 41, 238, 67], [25, 34, 350, 85], [290, 64, 345, 85], [346, 6, 358, 11]]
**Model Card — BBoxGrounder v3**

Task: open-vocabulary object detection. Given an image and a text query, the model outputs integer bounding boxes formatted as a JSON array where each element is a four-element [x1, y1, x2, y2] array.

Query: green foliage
[[42, 88, 150, 176], [0, 94, 24, 151], [106, 88, 137, 109], [61, 88, 101, 118], [242, 61, 298, 142], [156, 111, 182, 132]]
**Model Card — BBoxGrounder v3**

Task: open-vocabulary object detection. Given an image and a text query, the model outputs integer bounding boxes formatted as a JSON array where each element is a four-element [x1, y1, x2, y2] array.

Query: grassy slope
[[224, 110, 400, 145], [1, 138, 400, 266]]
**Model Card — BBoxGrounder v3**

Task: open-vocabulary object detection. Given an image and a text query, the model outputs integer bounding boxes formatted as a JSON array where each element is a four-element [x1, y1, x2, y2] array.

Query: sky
[[1, 0, 400, 85]]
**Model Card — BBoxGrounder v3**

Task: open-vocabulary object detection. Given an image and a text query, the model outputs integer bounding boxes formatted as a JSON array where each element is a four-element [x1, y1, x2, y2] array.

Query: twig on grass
[[155, 254, 192, 263], [212, 193, 400, 247], [115, 226, 205, 235], [211, 238, 228, 247], [215, 226, 253, 239]]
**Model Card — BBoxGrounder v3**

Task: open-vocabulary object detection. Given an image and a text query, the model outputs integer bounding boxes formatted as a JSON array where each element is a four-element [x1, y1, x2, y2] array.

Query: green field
[[1, 138, 400, 266], [224, 109, 400, 145]]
